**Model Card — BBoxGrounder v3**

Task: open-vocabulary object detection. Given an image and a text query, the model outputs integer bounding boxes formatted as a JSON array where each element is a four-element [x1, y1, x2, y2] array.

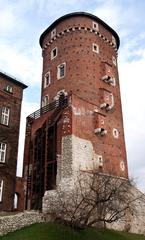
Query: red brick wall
[[23, 14, 128, 209], [0, 76, 24, 211], [40, 14, 128, 178], [15, 177, 24, 211], [41, 16, 117, 104], [71, 94, 128, 178]]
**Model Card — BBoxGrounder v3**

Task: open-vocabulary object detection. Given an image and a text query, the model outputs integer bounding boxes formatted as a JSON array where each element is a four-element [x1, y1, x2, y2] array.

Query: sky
[[0, 0, 145, 192]]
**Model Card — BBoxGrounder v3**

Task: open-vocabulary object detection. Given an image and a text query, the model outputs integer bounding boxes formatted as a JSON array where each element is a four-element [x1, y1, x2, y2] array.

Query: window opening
[[0, 180, 3, 202], [5, 85, 13, 93], [0, 143, 7, 163], [1, 107, 10, 125], [46, 124, 57, 190], [57, 63, 66, 79], [92, 43, 99, 54], [51, 47, 58, 60], [92, 21, 99, 31], [42, 96, 49, 107], [113, 128, 119, 139], [51, 28, 56, 38], [44, 72, 51, 87]]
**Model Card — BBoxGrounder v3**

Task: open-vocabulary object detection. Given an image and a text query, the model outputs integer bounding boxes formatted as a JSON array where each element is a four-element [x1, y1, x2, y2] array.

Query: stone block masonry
[[108, 186, 145, 235], [0, 211, 44, 236]]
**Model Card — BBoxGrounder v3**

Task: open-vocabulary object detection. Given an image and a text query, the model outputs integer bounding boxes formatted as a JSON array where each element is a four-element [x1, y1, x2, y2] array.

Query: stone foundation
[[42, 135, 145, 235], [43, 170, 145, 235], [108, 187, 145, 235], [0, 211, 44, 236], [1, 186, 145, 236]]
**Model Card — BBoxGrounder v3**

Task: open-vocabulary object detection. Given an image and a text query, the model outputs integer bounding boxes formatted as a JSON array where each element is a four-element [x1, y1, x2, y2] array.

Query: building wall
[[43, 180, 145, 235], [40, 13, 128, 178], [0, 73, 26, 211], [0, 211, 44, 236], [15, 177, 24, 211], [41, 16, 119, 104], [23, 12, 128, 210]]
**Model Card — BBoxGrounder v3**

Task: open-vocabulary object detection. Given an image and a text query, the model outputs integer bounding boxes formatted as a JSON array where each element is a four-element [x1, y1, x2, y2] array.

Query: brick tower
[[23, 12, 128, 210], [0, 71, 27, 211]]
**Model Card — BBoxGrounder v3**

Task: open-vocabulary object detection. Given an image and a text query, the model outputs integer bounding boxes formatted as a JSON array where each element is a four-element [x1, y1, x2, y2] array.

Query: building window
[[42, 95, 49, 107], [5, 85, 13, 93], [0, 180, 3, 202], [1, 107, 10, 125], [112, 56, 117, 66], [51, 47, 58, 60], [51, 28, 56, 39], [0, 143, 7, 163], [112, 36, 116, 45], [92, 43, 99, 54], [112, 128, 119, 139], [97, 155, 103, 167], [92, 21, 99, 31], [44, 71, 51, 88], [57, 63, 66, 79], [120, 161, 125, 171]]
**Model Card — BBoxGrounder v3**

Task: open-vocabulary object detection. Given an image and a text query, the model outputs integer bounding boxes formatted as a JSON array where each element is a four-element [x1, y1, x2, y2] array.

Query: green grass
[[0, 223, 145, 240]]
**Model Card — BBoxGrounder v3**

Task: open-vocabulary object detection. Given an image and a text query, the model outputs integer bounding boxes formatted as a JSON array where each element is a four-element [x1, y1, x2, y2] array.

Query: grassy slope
[[0, 223, 145, 240]]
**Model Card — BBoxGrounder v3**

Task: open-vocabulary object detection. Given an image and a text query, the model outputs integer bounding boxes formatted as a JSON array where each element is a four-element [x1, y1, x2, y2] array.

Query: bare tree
[[48, 172, 142, 230]]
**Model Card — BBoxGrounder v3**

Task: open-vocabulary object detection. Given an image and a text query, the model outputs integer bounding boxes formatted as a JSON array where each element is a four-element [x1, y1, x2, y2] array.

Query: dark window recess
[[52, 48, 57, 58], [60, 65, 65, 77], [59, 93, 65, 107], [46, 124, 57, 190], [31, 127, 46, 210], [46, 162, 57, 190], [4, 85, 13, 93]]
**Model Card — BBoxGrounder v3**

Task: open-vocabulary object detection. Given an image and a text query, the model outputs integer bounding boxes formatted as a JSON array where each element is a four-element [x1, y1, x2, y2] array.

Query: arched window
[[54, 90, 68, 107], [14, 193, 19, 210]]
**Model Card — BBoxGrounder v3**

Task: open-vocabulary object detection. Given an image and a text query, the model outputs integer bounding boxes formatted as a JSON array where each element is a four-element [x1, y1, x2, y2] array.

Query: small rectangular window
[[5, 85, 13, 93], [51, 28, 56, 39], [51, 47, 58, 60], [113, 128, 119, 139], [112, 36, 116, 45], [0, 180, 4, 202], [97, 155, 103, 167], [44, 71, 51, 88], [57, 63, 66, 79], [92, 43, 99, 54], [42, 95, 49, 107], [92, 21, 99, 31], [1, 107, 10, 126], [0, 143, 7, 163]]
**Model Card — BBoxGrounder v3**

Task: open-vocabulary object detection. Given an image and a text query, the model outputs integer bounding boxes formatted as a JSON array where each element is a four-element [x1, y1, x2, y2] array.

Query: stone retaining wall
[[108, 187, 145, 235], [43, 173, 145, 235], [0, 211, 44, 236]]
